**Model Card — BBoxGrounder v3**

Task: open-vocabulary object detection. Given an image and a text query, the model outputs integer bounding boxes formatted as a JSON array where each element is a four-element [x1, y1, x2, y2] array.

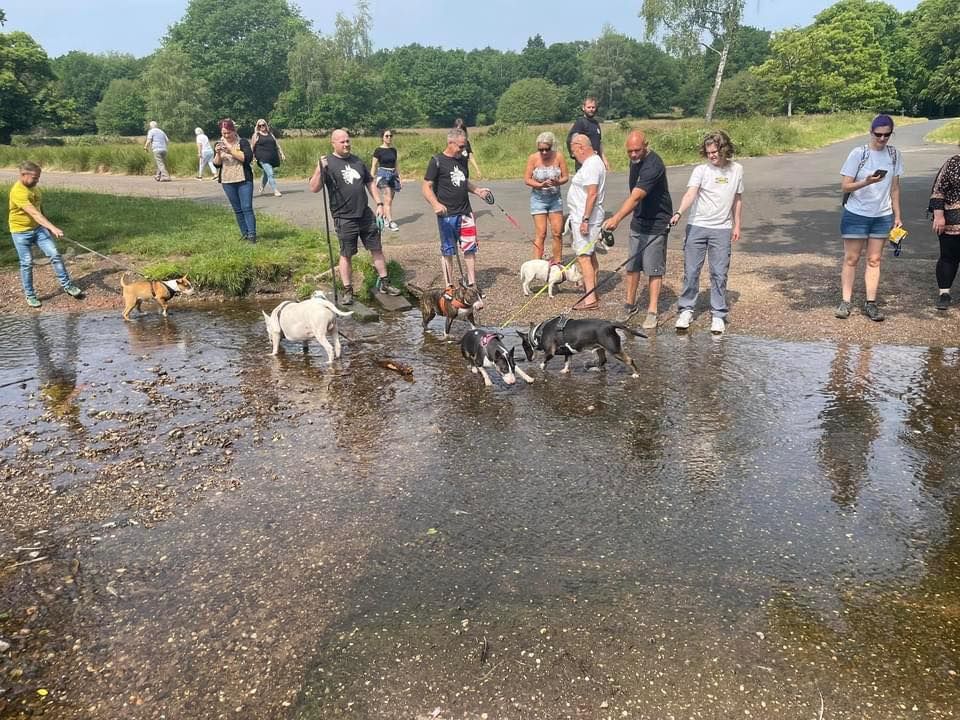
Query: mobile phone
[[872, 169, 888, 179]]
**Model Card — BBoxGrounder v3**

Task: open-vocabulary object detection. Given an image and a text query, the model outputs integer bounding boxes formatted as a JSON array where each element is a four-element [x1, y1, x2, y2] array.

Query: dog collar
[[161, 279, 181, 296], [480, 333, 496, 348]]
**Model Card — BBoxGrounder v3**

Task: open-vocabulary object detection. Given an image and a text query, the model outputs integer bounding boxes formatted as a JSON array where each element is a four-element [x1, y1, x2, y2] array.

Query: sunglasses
[[873, 131, 892, 138], [537, 146, 552, 152], [456, 144, 466, 150]]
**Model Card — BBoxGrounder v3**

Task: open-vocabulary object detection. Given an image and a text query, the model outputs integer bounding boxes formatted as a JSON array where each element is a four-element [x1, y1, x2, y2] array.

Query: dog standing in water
[[519, 316, 646, 377], [460, 329, 534, 386], [120, 274, 195, 320], [263, 290, 352, 362]]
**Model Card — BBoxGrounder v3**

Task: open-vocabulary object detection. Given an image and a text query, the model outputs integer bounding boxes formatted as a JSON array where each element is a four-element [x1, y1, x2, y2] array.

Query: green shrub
[[496, 78, 563, 125]]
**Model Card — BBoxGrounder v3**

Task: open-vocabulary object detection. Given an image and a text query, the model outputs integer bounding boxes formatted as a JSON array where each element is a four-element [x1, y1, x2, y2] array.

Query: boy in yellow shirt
[[8, 161, 82, 308]]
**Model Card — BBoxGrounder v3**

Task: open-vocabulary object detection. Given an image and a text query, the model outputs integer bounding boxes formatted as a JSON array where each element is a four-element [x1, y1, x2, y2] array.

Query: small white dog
[[519, 259, 583, 297], [262, 290, 352, 362]]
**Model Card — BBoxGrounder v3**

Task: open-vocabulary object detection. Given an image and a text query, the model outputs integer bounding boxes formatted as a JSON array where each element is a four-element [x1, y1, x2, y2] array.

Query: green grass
[[925, 120, 960, 145], [0, 113, 926, 181], [0, 187, 368, 297]]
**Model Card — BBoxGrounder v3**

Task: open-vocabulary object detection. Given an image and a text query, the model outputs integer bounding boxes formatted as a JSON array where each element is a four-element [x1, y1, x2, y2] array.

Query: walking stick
[[319, 165, 339, 305]]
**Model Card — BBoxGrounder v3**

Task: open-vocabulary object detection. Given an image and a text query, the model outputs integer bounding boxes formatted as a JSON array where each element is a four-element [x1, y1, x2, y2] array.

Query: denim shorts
[[840, 209, 894, 239], [376, 168, 401, 192], [530, 191, 562, 215]]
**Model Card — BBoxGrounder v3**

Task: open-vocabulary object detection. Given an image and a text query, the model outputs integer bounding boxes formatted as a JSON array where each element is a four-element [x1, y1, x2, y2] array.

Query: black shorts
[[334, 210, 382, 257]]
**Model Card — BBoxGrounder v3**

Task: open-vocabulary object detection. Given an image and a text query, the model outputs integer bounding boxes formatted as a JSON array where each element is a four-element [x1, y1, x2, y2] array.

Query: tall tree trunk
[[787, 97, 793, 118], [704, 40, 730, 124]]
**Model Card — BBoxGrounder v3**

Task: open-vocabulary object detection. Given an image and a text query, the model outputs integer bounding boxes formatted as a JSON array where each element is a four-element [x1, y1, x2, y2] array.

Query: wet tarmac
[[1, 305, 959, 719]]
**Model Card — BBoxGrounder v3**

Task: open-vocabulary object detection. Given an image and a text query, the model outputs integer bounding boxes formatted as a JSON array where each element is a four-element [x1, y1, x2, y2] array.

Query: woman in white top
[[836, 114, 904, 322], [195, 127, 216, 180]]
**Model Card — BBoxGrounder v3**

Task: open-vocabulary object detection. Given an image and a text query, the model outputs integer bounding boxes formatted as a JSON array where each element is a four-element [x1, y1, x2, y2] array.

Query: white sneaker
[[675, 309, 693, 330], [711, 316, 725, 335]]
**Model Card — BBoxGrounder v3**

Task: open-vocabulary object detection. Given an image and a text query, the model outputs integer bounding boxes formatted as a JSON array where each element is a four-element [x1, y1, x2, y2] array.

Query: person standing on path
[[566, 133, 606, 310], [566, 97, 610, 172], [422, 127, 492, 297], [929, 142, 960, 311], [195, 127, 216, 180], [601, 130, 672, 330], [668, 130, 743, 336], [251, 119, 285, 197], [213, 119, 257, 243], [8, 161, 84, 308], [371, 129, 401, 231], [836, 114, 904, 322], [310, 129, 402, 306], [523, 131, 569, 262], [144, 121, 171, 182]]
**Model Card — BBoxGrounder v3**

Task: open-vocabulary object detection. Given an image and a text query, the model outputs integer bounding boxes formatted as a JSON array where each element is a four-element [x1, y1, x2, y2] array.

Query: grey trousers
[[678, 224, 732, 318], [152, 149, 169, 179]]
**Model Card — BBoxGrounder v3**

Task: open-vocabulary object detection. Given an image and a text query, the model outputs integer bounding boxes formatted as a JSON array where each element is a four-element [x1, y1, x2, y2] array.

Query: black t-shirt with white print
[[424, 152, 472, 216], [324, 153, 373, 219]]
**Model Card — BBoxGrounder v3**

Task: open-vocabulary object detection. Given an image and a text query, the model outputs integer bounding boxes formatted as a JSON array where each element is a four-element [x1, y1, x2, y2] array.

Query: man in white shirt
[[566, 133, 606, 310], [144, 121, 171, 182], [669, 130, 743, 335]]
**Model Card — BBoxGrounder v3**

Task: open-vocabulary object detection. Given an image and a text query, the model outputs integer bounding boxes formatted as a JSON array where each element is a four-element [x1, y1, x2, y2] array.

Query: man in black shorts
[[566, 97, 610, 172], [309, 128, 401, 305]]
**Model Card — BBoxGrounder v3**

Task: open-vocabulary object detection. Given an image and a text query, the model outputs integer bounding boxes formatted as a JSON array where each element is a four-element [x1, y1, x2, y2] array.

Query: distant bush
[[496, 79, 563, 125], [11, 136, 66, 147], [95, 79, 147, 136]]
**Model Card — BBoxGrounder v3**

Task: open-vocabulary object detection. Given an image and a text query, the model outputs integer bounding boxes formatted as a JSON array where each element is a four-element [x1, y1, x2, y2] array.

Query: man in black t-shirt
[[309, 128, 401, 306], [602, 130, 673, 330], [566, 97, 610, 171], [422, 127, 492, 292]]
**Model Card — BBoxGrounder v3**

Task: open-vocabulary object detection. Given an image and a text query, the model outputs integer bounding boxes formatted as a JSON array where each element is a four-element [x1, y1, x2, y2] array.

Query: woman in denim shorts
[[836, 114, 904, 321], [523, 131, 569, 262], [371, 129, 401, 231]]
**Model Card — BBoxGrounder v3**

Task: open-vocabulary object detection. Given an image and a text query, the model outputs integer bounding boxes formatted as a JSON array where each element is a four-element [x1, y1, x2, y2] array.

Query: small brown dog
[[419, 283, 483, 337], [120, 273, 195, 321]]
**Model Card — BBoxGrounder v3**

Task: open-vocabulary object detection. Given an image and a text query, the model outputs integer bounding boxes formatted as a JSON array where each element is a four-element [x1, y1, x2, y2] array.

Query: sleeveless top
[[532, 164, 562, 197]]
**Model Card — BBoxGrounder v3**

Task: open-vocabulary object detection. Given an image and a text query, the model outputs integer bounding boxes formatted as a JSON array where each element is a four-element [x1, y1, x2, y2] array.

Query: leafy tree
[[166, 0, 309, 127], [94, 78, 147, 135], [901, 0, 960, 115], [640, 0, 745, 123], [712, 68, 780, 116], [51, 51, 143, 132], [141, 45, 212, 139], [0, 30, 55, 143], [582, 28, 679, 118], [495, 78, 562, 124]]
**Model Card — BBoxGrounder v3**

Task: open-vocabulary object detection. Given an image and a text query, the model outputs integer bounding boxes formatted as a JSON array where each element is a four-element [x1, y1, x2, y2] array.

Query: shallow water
[[1, 305, 959, 719]]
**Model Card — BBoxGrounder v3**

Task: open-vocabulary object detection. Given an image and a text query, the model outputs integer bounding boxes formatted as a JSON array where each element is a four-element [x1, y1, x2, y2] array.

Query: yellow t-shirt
[[8, 181, 40, 233]]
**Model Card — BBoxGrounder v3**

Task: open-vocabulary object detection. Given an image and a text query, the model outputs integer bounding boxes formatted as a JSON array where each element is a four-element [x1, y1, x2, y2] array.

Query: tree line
[[1, 0, 958, 144]]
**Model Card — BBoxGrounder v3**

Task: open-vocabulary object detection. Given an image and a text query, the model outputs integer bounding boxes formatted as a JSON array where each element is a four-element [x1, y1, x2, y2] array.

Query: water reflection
[[31, 314, 82, 429]]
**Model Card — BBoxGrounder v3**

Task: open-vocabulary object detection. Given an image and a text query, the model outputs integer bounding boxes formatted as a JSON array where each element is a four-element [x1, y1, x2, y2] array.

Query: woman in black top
[[371, 129, 401, 231], [251, 118, 285, 197], [930, 142, 960, 310], [453, 118, 482, 179]]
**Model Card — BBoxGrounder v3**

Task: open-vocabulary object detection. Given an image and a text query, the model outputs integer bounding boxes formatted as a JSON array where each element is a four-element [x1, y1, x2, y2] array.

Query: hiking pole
[[319, 166, 339, 305], [61, 236, 146, 277]]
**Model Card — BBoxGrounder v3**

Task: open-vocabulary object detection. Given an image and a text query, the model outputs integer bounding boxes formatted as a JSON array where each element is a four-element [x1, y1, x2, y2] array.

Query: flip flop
[[573, 302, 599, 311]]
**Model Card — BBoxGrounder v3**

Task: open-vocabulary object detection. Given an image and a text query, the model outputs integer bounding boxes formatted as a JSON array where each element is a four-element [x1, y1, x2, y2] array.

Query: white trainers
[[711, 316, 725, 335], [675, 309, 693, 330]]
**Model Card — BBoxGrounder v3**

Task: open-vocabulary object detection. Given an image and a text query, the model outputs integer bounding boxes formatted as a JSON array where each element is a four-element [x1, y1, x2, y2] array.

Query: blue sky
[[4, 0, 922, 58]]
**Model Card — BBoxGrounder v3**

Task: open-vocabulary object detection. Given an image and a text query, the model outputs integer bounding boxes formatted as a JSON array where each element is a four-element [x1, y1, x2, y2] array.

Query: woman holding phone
[[835, 114, 904, 322], [213, 118, 257, 242]]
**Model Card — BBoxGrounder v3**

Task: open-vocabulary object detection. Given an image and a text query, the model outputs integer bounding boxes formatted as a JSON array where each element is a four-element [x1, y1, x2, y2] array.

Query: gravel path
[[3, 118, 959, 346]]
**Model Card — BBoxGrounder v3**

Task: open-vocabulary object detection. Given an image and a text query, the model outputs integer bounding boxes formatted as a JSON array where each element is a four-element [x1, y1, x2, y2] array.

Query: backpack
[[843, 144, 898, 206]]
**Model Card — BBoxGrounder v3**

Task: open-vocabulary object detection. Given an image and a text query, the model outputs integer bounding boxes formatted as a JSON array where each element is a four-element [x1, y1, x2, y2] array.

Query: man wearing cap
[[310, 128, 402, 306]]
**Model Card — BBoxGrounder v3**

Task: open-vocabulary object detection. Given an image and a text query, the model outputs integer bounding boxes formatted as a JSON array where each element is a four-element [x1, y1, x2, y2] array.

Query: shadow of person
[[31, 315, 83, 430], [817, 343, 881, 508]]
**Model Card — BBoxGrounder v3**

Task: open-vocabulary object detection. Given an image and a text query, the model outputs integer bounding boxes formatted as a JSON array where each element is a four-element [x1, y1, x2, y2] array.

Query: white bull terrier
[[263, 290, 353, 363], [519, 259, 583, 297]]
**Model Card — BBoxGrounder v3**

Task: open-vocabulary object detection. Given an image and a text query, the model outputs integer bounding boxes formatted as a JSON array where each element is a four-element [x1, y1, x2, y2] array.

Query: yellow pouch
[[889, 226, 908, 243]]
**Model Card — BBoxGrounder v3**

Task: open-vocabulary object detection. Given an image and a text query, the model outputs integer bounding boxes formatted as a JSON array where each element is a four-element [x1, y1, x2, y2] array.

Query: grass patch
[[0, 187, 337, 296], [925, 120, 960, 145], [1, 113, 926, 180]]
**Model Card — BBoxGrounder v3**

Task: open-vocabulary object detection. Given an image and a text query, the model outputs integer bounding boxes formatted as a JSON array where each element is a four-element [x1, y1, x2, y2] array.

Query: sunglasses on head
[[873, 131, 892, 138]]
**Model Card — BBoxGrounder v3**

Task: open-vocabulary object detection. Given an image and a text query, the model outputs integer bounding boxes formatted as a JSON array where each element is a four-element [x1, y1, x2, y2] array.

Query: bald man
[[602, 130, 673, 329], [310, 129, 401, 306]]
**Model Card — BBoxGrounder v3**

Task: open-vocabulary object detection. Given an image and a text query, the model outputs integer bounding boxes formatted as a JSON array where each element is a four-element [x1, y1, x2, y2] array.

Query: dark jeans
[[936, 234, 960, 289], [222, 180, 256, 238]]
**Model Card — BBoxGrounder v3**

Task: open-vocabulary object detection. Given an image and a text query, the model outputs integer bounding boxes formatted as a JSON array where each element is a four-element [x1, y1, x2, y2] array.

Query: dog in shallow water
[[120, 274, 195, 321], [262, 290, 353, 362], [419, 283, 483, 337], [519, 316, 646, 377], [460, 328, 534, 386]]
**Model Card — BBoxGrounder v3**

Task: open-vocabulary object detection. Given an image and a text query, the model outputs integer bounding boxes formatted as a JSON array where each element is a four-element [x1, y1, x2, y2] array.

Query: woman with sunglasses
[[371, 129, 401, 231], [213, 119, 257, 242], [836, 114, 903, 322], [929, 140, 960, 311], [523, 131, 569, 262], [251, 119, 285, 197]]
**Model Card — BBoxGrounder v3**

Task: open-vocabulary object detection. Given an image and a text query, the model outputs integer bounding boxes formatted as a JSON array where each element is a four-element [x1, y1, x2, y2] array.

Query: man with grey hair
[[309, 129, 402, 306], [567, 132, 606, 309], [422, 127, 492, 293], [144, 121, 170, 182]]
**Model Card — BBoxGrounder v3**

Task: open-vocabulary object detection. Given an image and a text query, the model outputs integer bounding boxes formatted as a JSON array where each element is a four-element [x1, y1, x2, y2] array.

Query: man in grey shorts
[[602, 130, 673, 329]]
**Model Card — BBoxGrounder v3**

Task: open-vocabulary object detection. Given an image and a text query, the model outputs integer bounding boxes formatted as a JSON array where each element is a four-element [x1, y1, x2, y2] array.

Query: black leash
[[319, 165, 339, 305]]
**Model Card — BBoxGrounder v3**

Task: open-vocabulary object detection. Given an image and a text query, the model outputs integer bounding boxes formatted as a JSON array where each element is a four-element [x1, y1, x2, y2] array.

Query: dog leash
[[61, 236, 148, 277], [483, 191, 536, 246]]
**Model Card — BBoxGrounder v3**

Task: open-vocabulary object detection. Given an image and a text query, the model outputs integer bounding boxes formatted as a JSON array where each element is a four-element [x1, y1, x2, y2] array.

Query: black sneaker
[[834, 301, 852, 319], [340, 286, 354, 306], [863, 301, 885, 322], [936, 292, 951, 311], [376, 276, 402, 296]]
